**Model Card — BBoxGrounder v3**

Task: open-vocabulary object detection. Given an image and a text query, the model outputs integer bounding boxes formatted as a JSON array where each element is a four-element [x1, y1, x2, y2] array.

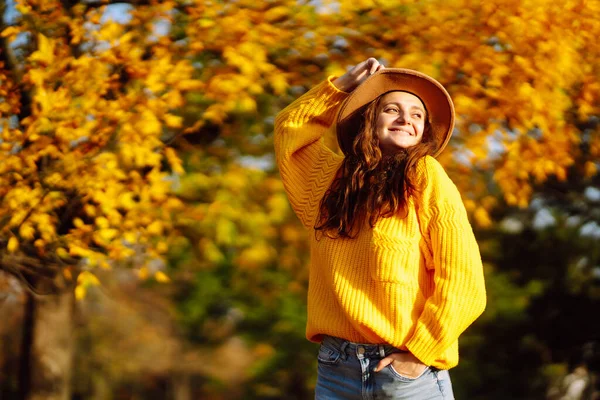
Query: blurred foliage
[[0, 0, 599, 398], [453, 172, 600, 399]]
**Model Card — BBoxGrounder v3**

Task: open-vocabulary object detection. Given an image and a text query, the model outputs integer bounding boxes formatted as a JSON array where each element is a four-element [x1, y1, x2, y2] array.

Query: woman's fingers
[[368, 58, 380, 75], [374, 352, 428, 377], [358, 58, 383, 84], [332, 58, 384, 92], [361, 57, 381, 76], [374, 356, 393, 372]]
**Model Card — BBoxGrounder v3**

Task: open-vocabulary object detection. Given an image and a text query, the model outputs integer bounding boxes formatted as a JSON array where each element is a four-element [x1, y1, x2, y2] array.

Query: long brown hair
[[315, 92, 439, 239]]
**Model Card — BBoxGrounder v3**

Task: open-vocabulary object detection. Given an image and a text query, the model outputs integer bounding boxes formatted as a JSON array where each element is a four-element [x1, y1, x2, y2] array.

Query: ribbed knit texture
[[274, 78, 486, 369]]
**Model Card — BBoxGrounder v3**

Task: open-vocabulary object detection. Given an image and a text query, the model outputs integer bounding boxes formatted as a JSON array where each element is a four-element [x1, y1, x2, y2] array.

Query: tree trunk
[[91, 375, 111, 400], [20, 290, 75, 400], [18, 292, 34, 400], [171, 373, 191, 400]]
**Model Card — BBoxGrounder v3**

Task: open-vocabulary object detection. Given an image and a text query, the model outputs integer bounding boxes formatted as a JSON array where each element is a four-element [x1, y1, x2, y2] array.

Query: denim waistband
[[321, 335, 406, 358]]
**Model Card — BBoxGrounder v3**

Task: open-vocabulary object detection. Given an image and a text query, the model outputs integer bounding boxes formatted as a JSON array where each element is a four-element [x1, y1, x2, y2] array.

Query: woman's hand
[[374, 351, 428, 378], [332, 58, 384, 92]]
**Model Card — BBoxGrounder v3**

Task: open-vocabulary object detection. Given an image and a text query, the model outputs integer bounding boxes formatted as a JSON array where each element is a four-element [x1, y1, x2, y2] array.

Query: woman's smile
[[388, 127, 414, 135]]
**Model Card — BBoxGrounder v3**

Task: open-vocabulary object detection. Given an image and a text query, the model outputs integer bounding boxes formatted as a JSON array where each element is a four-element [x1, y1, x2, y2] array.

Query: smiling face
[[375, 91, 427, 155]]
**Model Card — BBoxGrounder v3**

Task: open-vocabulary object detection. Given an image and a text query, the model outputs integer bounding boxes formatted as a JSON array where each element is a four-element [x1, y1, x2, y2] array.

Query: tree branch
[[0, 254, 61, 295], [0, 1, 32, 129]]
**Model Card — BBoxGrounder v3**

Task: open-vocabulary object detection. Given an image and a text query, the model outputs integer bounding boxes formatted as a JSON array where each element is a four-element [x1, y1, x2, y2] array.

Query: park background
[[0, 0, 599, 398]]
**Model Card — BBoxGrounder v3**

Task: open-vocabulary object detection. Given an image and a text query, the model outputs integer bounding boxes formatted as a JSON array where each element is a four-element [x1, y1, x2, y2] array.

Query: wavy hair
[[315, 92, 439, 239]]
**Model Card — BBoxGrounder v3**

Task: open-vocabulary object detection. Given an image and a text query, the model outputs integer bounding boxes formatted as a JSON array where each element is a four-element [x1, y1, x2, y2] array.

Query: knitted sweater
[[274, 77, 486, 369]]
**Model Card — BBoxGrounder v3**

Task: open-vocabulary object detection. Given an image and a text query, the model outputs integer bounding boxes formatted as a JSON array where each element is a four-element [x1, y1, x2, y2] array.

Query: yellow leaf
[[264, 6, 289, 22], [95, 217, 110, 229], [84, 204, 96, 217], [63, 268, 73, 281], [7, 237, 19, 253], [98, 21, 123, 42], [15, 3, 31, 14], [164, 147, 185, 175], [100, 261, 111, 270], [237, 243, 274, 270], [118, 193, 137, 210], [198, 19, 215, 28], [138, 110, 161, 136], [216, 219, 236, 246], [269, 74, 288, 95], [474, 207, 493, 228], [155, 271, 170, 283], [463, 199, 477, 212], [203, 104, 226, 124], [199, 238, 224, 264], [1, 26, 21, 38], [164, 114, 183, 128], [163, 90, 184, 108], [93, 229, 119, 244], [238, 97, 257, 113], [27, 69, 48, 86], [556, 167, 567, 181], [123, 231, 138, 244], [77, 271, 100, 286], [176, 80, 204, 91], [75, 285, 86, 300], [70, 245, 92, 257], [57, 248, 70, 259], [29, 34, 55, 65], [156, 241, 168, 254], [584, 161, 597, 177], [138, 267, 149, 280], [147, 220, 164, 235], [19, 223, 35, 240]]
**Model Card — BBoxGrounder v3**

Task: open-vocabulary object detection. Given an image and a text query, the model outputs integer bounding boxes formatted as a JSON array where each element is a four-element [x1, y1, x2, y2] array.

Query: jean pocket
[[317, 344, 341, 365], [387, 365, 430, 382]]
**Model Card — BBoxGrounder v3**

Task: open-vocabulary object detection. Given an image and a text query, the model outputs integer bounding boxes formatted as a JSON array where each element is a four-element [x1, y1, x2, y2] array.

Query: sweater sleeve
[[405, 156, 487, 366], [274, 77, 347, 228]]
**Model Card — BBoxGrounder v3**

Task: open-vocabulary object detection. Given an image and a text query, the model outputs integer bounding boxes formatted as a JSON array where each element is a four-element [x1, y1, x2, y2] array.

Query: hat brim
[[336, 68, 455, 158]]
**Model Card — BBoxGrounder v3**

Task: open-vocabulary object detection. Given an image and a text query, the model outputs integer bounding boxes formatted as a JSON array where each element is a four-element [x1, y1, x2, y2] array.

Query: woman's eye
[[413, 114, 422, 119], [385, 107, 398, 113]]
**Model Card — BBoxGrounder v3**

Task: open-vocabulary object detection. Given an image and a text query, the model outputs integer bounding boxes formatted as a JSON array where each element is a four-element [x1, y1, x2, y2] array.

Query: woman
[[274, 58, 486, 399]]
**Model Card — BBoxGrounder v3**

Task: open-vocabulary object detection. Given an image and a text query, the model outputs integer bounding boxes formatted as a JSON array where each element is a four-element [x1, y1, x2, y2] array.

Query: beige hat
[[336, 68, 455, 158]]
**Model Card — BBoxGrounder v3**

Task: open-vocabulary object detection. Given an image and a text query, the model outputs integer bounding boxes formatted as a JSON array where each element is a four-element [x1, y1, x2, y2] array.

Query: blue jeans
[[315, 336, 454, 400]]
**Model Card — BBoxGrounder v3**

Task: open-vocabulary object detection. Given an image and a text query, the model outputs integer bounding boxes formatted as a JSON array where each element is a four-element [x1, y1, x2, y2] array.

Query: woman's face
[[375, 91, 426, 154]]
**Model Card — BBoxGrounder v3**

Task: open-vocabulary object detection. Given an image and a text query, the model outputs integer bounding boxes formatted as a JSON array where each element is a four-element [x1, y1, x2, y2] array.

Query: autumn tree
[[2, 0, 600, 398], [0, 1, 200, 398], [0, 0, 327, 398]]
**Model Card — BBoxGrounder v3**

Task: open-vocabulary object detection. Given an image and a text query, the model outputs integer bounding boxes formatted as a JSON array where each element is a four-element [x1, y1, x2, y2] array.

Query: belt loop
[[339, 341, 349, 361], [378, 345, 386, 358]]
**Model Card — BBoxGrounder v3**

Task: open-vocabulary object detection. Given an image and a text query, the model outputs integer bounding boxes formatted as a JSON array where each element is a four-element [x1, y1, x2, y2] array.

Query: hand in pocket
[[374, 351, 427, 378]]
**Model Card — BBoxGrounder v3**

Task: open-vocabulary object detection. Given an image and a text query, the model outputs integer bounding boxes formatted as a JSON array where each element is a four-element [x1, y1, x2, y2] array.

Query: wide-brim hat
[[336, 68, 455, 158]]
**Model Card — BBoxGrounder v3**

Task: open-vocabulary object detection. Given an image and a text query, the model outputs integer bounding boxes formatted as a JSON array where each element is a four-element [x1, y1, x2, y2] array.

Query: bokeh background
[[0, 0, 599, 399]]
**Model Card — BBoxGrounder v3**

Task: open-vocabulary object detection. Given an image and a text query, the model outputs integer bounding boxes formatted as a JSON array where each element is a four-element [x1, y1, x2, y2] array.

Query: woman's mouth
[[389, 128, 412, 135]]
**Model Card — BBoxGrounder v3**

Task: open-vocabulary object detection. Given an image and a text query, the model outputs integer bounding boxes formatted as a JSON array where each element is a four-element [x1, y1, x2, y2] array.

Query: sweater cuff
[[326, 75, 351, 94], [405, 323, 442, 366], [307, 77, 350, 123]]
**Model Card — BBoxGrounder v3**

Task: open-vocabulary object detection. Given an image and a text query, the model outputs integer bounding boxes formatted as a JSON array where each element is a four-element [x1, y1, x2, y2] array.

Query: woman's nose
[[395, 112, 410, 124]]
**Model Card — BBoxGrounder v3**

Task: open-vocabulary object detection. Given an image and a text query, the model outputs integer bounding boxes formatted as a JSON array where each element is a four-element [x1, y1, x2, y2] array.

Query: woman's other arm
[[274, 58, 383, 228], [405, 156, 487, 367]]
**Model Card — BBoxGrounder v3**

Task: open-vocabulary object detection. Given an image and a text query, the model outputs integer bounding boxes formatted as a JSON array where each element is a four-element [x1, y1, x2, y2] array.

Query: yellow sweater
[[274, 77, 486, 369]]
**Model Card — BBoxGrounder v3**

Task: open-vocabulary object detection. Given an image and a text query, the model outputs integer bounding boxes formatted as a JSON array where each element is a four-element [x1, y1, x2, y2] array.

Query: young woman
[[274, 58, 486, 399]]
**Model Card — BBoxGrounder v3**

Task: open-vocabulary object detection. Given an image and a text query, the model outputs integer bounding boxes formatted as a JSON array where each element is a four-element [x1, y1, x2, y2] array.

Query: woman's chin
[[382, 142, 414, 153]]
